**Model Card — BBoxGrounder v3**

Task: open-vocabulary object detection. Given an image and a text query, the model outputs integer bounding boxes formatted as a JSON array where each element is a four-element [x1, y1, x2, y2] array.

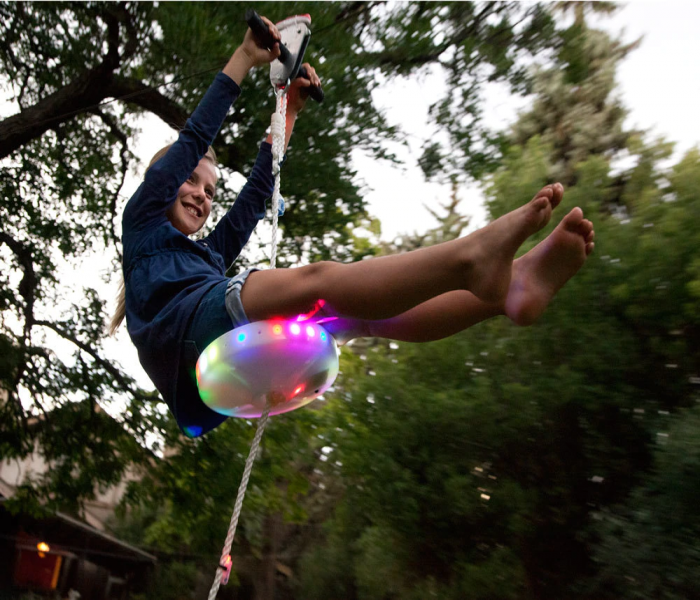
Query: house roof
[[1, 498, 156, 575]]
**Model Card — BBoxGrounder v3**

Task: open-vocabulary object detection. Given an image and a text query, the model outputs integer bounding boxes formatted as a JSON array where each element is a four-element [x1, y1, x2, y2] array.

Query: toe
[[563, 206, 584, 229], [551, 183, 564, 208], [534, 185, 554, 202], [586, 241, 595, 255], [577, 219, 594, 237]]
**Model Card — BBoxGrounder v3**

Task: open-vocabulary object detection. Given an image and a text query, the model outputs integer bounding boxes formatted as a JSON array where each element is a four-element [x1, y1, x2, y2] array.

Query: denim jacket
[[122, 72, 275, 435]]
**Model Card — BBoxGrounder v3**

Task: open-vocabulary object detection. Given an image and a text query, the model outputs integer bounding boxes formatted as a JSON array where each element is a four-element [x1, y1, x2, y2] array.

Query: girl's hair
[[108, 144, 218, 336]]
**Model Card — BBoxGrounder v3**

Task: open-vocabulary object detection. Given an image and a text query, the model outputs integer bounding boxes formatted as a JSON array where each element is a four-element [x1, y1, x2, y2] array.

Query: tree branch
[[34, 319, 157, 405], [0, 231, 37, 422], [105, 75, 189, 129], [0, 65, 112, 159], [367, 3, 499, 70], [92, 108, 129, 261]]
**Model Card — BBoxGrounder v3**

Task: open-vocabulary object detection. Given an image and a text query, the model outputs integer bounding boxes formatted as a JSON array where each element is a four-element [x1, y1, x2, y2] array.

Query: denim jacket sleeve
[[204, 142, 277, 268]]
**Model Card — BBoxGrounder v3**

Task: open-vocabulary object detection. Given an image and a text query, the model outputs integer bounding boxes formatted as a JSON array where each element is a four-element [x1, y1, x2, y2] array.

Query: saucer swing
[[201, 12, 329, 598]]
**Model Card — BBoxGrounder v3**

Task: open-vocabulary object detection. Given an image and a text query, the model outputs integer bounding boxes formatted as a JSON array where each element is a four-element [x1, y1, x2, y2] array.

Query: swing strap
[[207, 13, 312, 596], [207, 404, 271, 600]]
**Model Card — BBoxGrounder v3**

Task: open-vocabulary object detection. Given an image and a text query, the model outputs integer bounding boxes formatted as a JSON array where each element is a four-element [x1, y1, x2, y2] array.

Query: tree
[[583, 404, 700, 600]]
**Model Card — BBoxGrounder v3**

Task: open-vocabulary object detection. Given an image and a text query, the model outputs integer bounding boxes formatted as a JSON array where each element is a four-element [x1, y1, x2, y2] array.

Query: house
[[0, 411, 157, 600]]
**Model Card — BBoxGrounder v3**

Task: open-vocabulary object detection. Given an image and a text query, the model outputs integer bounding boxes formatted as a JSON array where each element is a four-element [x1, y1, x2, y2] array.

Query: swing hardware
[[245, 9, 324, 103], [219, 555, 233, 585]]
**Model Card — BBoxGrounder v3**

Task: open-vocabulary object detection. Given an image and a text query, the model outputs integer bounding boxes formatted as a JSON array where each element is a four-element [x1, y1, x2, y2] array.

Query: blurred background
[[1, 2, 699, 599]]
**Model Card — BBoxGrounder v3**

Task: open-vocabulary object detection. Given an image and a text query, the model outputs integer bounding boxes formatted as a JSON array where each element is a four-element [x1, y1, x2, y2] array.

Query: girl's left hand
[[287, 64, 321, 114]]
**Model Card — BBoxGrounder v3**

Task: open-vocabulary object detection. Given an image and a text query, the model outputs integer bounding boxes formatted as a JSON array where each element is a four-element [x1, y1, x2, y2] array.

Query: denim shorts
[[183, 268, 258, 359], [176, 269, 258, 436]]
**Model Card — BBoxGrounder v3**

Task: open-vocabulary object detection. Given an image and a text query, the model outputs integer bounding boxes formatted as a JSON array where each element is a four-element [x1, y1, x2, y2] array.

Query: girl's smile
[[166, 158, 217, 235]]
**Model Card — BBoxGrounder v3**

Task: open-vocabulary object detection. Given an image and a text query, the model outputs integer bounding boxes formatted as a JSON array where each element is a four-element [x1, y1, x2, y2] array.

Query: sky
[[352, 0, 700, 241]]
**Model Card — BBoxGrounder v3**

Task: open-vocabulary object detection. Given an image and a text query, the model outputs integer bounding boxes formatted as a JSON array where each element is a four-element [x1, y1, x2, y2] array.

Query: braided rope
[[207, 404, 271, 600], [269, 87, 287, 270], [207, 87, 288, 600]]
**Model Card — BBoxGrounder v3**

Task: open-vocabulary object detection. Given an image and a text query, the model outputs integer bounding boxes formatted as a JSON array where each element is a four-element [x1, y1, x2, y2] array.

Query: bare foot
[[467, 183, 563, 304], [505, 207, 594, 326]]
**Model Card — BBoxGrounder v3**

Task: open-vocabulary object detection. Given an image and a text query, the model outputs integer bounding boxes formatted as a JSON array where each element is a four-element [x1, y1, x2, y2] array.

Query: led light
[[184, 425, 202, 438], [320, 332, 327, 341], [290, 323, 301, 335], [273, 324, 283, 335], [306, 326, 315, 337], [294, 385, 304, 395], [37, 542, 50, 553], [237, 332, 246, 343], [208, 345, 218, 362]]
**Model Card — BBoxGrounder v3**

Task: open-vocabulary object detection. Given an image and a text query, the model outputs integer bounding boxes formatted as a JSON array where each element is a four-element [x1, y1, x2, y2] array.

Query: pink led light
[[290, 323, 301, 335], [306, 326, 315, 337]]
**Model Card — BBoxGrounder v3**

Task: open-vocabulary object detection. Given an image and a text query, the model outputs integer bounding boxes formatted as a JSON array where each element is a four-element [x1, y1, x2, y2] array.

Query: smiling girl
[[113, 17, 595, 439]]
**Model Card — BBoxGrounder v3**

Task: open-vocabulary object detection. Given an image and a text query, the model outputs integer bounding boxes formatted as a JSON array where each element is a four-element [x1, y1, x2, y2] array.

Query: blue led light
[[320, 332, 327, 341], [184, 426, 202, 438], [237, 333, 246, 342]]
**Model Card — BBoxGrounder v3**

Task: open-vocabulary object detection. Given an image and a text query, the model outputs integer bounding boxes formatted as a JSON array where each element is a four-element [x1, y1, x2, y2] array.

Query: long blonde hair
[[108, 144, 217, 336]]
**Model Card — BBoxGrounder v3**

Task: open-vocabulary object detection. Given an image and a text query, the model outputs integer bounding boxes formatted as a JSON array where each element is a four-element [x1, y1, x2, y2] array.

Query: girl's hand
[[239, 16, 282, 68], [287, 64, 321, 115]]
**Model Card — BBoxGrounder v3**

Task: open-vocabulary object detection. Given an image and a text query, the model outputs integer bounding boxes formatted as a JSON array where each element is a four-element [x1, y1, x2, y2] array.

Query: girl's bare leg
[[332, 206, 595, 343], [241, 184, 563, 323]]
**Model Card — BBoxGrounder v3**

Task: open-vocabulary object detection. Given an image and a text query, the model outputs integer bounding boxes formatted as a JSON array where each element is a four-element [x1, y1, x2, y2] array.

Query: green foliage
[[295, 15, 700, 600], [583, 405, 700, 599], [6, 3, 700, 600], [131, 561, 200, 600]]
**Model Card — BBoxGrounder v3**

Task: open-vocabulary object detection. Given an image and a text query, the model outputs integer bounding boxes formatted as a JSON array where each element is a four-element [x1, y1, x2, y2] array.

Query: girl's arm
[[208, 68, 322, 266], [123, 18, 281, 234]]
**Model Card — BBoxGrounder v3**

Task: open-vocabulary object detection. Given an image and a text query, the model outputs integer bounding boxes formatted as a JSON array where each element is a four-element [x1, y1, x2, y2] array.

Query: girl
[[115, 18, 595, 437]]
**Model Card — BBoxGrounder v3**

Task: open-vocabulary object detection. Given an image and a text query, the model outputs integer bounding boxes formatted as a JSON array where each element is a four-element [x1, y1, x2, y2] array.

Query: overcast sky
[[353, 0, 700, 241]]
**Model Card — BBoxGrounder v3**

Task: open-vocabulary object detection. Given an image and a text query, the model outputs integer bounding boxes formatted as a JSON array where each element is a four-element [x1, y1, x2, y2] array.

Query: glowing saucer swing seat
[[204, 12, 328, 599], [196, 318, 339, 418]]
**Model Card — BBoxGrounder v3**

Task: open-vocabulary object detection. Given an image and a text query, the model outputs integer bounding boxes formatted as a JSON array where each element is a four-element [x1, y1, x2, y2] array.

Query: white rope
[[269, 86, 287, 270], [207, 404, 271, 600], [207, 87, 288, 600]]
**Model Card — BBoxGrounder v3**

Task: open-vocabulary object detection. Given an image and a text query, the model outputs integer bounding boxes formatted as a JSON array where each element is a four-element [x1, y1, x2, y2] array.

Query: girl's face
[[166, 158, 217, 235]]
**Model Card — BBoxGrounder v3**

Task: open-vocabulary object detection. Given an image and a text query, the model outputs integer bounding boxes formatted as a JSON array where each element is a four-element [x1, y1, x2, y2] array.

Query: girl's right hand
[[239, 16, 281, 68]]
